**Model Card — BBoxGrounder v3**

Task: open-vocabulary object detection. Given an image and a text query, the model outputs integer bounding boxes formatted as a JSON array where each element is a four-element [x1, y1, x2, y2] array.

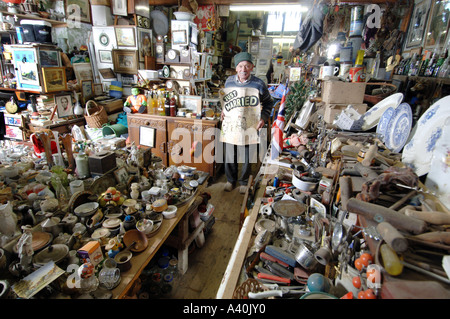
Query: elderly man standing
[[221, 52, 273, 193]]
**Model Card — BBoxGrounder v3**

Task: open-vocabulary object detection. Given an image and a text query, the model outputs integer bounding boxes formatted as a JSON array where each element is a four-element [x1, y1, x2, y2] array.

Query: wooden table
[[111, 182, 206, 299]]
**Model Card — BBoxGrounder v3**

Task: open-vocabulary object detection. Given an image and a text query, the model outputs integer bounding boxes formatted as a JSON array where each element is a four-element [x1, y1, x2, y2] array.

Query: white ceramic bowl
[[173, 11, 195, 21], [162, 205, 177, 219]]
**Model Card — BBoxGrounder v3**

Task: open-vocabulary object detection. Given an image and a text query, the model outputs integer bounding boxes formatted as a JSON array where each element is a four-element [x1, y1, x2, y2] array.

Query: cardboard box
[[323, 103, 367, 124], [78, 241, 104, 266], [321, 81, 366, 104]]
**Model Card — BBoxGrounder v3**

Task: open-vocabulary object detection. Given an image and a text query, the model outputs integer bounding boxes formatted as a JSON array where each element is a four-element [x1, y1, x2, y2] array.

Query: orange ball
[[364, 288, 377, 299], [352, 276, 361, 289], [357, 290, 365, 299], [354, 258, 364, 271], [360, 253, 374, 266]]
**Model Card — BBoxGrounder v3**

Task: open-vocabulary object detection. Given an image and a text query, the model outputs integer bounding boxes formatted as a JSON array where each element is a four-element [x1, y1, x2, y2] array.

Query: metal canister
[[349, 6, 364, 37]]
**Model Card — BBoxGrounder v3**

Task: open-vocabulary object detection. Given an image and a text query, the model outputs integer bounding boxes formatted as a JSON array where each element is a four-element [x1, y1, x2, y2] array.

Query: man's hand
[[256, 119, 265, 130]]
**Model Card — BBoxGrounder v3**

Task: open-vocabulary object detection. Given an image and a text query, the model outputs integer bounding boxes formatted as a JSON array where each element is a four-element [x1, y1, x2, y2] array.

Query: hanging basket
[[84, 100, 108, 128]]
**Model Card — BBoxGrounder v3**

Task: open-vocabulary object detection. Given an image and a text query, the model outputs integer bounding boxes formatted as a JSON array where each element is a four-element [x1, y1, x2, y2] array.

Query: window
[[266, 11, 302, 36]]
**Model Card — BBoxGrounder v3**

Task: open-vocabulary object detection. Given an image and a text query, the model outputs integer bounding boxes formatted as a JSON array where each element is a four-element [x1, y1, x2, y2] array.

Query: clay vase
[[0, 202, 17, 238]]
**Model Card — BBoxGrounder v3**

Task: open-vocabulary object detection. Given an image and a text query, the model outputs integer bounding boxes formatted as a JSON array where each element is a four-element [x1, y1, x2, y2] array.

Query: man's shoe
[[224, 182, 234, 192], [239, 185, 248, 194]]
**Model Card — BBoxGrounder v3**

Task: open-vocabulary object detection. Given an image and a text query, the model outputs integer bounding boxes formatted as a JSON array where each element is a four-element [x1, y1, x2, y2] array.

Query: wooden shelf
[[0, 11, 68, 27]]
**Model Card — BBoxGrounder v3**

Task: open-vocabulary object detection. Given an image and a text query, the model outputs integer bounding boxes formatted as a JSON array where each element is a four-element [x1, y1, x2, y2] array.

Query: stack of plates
[[361, 93, 403, 131], [402, 95, 450, 176], [376, 102, 412, 153]]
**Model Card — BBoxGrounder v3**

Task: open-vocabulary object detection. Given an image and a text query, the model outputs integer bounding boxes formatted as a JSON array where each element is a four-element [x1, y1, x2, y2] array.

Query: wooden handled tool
[[414, 231, 450, 245], [339, 176, 352, 211], [404, 209, 450, 225], [376, 221, 408, 253], [347, 198, 428, 235], [362, 144, 377, 167]]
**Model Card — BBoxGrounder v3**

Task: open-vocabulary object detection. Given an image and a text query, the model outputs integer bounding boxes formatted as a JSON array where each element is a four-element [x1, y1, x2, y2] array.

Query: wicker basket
[[84, 100, 108, 128], [364, 82, 398, 105], [232, 279, 266, 299]]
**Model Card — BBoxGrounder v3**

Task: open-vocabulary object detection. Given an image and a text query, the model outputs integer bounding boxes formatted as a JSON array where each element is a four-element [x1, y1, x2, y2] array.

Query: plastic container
[[20, 20, 52, 43]]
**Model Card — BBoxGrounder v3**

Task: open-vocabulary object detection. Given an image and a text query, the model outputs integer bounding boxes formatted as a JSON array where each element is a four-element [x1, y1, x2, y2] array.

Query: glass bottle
[[164, 92, 170, 116], [157, 90, 165, 116], [169, 92, 177, 117], [151, 91, 158, 114], [147, 90, 154, 114], [407, 54, 417, 76]]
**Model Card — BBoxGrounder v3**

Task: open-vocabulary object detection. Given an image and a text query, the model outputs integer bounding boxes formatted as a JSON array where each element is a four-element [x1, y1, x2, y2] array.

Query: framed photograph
[[42, 67, 67, 93], [39, 50, 61, 67], [406, 1, 432, 48], [425, 0, 450, 47], [139, 126, 156, 148], [137, 28, 152, 62], [115, 27, 136, 47], [93, 83, 103, 96], [65, 0, 91, 24], [81, 80, 93, 103], [112, 0, 127, 16], [55, 93, 73, 118], [114, 166, 129, 184], [172, 30, 188, 46], [191, 27, 198, 45], [179, 95, 202, 114], [98, 50, 113, 63], [73, 62, 93, 82], [112, 49, 139, 75]]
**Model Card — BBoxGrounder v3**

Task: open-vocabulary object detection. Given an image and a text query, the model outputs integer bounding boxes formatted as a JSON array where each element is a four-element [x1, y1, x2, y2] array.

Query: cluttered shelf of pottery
[[0, 11, 67, 27], [111, 182, 206, 299]]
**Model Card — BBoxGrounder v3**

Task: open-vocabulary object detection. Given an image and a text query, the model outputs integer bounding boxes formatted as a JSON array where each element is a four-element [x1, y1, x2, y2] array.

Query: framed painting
[[425, 0, 450, 47], [98, 50, 113, 63], [81, 80, 93, 104], [42, 67, 67, 93], [137, 28, 152, 62], [73, 62, 93, 82], [65, 0, 91, 24], [179, 95, 202, 114], [112, 0, 127, 16], [406, 1, 432, 48], [115, 27, 136, 47], [112, 49, 139, 74], [93, 83, 103, 96], [17, 62, 40, 87], [172, 30, 188, 46], [55, 93, 73, 118], [39, 49, 61, 67]]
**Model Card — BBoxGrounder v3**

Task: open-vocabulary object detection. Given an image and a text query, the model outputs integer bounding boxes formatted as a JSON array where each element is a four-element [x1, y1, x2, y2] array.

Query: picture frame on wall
[[115, 27, 136, 47], [112, 0, 128, 17], [406, 0, 432, 48], [93, 83, 103, 96], [42, 67, 67, 93], [179, 95, 202, 114], [55, 93, 73, 118], [112, 49, 139, 75], [425, 0, 450, 47], [65, 0, 91, 24], [98, 50, 113, 63], [137, 28, 153, 62]]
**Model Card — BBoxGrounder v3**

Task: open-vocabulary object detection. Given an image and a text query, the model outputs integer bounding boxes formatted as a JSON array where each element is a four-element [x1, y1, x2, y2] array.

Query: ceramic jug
[[0, 202, 17, 238]]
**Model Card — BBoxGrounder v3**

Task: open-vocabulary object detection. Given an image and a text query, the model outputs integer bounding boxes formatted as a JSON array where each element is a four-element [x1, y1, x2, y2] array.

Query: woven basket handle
[[85, 100, 98, 117]]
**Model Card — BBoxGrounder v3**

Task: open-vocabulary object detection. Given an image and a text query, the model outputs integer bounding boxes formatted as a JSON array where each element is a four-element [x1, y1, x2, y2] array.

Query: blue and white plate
[[376, 106, 395, 142], [384, 102, 412, 153], [361, 93, 404, 131], [402, 95, 450, 176]]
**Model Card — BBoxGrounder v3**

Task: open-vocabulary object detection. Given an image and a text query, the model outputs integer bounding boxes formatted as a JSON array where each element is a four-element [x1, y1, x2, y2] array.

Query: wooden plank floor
[[169, 166, 258, 299]]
